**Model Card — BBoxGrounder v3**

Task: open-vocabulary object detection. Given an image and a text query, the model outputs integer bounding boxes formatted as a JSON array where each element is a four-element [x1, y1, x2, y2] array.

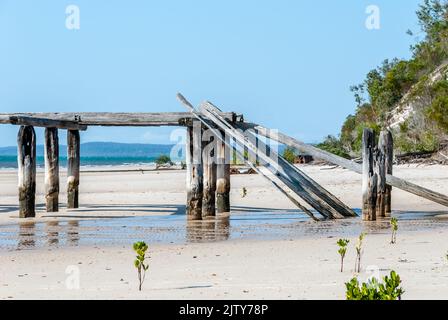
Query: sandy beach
[[1, 164, 448, 299]]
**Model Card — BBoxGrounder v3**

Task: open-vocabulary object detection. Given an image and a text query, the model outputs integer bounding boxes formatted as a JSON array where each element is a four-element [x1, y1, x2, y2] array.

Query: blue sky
[[0, 0, 424, 147]]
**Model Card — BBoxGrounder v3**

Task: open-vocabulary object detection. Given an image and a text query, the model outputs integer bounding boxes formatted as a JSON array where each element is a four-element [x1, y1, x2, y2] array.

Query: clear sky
[[0, 0, 424, 147]]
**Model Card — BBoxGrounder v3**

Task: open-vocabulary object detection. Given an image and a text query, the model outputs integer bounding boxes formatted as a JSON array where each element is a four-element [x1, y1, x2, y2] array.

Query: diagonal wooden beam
[[237, 122, 448, 208]]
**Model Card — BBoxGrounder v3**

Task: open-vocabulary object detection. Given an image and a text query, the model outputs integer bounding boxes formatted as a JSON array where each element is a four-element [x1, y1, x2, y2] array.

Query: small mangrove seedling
[[345, 270, 404, 300], [390, 217, 398, 244], [337, 239, 350, 272], [133, 241, 149, 291], [241, 187, 247, 198], [354, 233, 365, 273]]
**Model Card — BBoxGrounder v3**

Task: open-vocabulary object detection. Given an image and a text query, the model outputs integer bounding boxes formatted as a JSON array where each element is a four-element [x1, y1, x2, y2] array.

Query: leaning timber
[[200, 101, 357, 218], [238, 122, 448, 208], [44, 128, 60, 212], [199, 102, 336, 219], [67, 130, 80, 209], [17, 126, 37, 218], [176, 93, 319, 220], [179, 94, 355, 219]]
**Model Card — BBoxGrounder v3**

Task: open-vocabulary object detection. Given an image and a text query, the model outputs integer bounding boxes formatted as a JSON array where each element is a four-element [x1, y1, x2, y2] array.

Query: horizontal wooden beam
[[238, 122, 448, 208], [0, 115, 88, 131], [0, 112, 238, 127]]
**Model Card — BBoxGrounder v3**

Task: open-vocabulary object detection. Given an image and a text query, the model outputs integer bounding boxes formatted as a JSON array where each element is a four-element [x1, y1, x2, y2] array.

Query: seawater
[[0, 155, 161, 169]]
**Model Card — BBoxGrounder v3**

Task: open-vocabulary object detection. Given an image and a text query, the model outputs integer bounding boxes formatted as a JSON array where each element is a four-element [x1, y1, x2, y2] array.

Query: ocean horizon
[[0, 142, 181, 169]]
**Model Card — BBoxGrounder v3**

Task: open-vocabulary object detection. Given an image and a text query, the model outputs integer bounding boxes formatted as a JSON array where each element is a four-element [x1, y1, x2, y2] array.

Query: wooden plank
[[362, 128, 376, 221], [44, 128, 60, 212], [216, 129, 231, 214], [238, 122, 448, 208], [201, 102, 357, 219], [0, 115, 87, 130], [238, 122, 362, 171], [17, 126, 36, 218], [198, 102, 342, 219], [186, 121, 203, 220], [202, 104, 336, 219], [67, 130, 80, 209], [201, 126, 217, 219], [0, 112, 237, 127]]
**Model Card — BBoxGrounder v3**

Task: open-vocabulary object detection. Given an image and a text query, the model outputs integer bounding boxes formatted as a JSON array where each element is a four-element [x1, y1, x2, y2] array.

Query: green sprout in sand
[[133, 241, 149, 291], [354, 233, 365, 273], [241, 187, 247, 198], [337, 239, 350, 272], [390, 217, 398, 244]]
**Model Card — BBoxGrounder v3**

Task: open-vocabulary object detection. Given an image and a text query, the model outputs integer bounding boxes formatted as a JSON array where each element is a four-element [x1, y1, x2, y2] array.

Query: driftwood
[[237, 122, 448, 208], [439, 152, 448, 160], [186, 121, 203, 220], [216, 129, 231, 214], [17, 126, 36, 218], [44, 128, 59, 212], [67, 130, 80, 209]]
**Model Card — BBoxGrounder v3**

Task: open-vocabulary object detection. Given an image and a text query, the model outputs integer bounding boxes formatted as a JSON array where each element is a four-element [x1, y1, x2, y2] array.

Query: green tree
[[155, 154, 173, 165], [282, 147, 296, 164]]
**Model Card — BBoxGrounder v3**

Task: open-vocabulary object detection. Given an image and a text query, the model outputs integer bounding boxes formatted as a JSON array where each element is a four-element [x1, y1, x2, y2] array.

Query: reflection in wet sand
[[186, 216, 230, 243], [1, 210, 447, 251], [67, 220, 80, 246], [18, 222, 36, 250], [46, 220, 59, 246]]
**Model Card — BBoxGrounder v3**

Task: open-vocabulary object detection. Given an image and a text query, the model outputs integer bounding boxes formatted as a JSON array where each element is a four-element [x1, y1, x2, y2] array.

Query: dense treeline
[[318, 0, 448, 157]]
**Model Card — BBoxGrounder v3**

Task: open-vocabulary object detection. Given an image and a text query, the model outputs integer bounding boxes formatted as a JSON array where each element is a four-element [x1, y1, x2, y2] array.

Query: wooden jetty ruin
[[1, 94, 448, 221]]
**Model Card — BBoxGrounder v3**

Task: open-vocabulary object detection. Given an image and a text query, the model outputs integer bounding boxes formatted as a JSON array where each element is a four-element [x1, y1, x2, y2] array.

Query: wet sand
[[0, 164, 448, 299]]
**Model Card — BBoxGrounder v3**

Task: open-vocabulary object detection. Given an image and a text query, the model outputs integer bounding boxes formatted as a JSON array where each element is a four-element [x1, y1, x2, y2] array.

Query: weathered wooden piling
[[375, 132, 387, 218], [17, 126, 36, 218], [67, 130, 80, 209], [216, 129, 231, 214], [362, 128, 377, 221], [383, 130, 394, 214], [186, 121, 203, 220], [44, 128, 59, 212], [202, 127, 217, 219]]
